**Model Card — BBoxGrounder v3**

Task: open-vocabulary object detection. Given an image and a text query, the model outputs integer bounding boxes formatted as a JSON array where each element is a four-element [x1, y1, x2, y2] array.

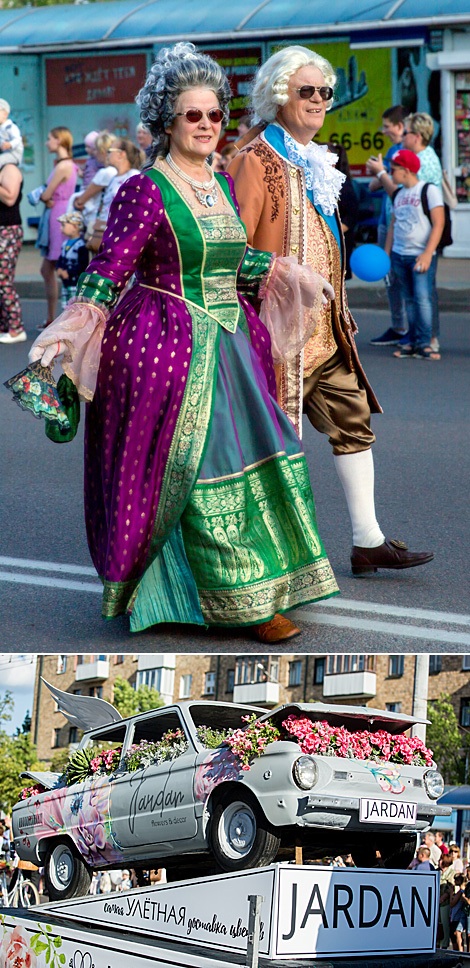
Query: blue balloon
[[350, 244, 391, 282]]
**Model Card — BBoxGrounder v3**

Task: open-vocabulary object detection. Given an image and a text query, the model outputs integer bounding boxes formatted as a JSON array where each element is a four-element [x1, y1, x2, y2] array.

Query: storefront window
[[455, 72, 470, 203]]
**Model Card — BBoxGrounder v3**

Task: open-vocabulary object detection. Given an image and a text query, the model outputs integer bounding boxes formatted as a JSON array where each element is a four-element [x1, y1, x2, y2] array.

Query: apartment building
[[31, 653, 470, 764]]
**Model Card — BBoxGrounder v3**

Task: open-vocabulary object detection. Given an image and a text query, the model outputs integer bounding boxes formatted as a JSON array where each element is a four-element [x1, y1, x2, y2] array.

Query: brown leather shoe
[[351, 538, 434, 576], [254, 614, 301, 643]]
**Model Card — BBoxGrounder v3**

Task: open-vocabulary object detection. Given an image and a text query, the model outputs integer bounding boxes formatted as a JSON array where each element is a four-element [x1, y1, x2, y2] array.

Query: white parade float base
[[0, 863, 449, 967]]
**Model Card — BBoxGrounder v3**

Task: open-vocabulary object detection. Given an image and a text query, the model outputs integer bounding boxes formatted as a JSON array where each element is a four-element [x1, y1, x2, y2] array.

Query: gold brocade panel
[[303, 203, 341, 378]]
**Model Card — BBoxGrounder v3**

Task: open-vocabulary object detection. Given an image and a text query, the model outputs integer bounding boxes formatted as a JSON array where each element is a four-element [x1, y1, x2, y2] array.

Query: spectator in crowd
[[81, 131, 101, 187], [366, 104, 408, 346], [435, 830, 450, 855], [450, 844, 464, 874], [386, 149, 443, 360], [237, 114, 251, 137], [99, 870, 112, 894], [439, 853, 456, 950], [368, 111, 443, 354], [219, 142, 238, 170], [450, 873, 467, 952], [56, 211, 88, 309], [72, 131, 118, 233], [408, 845, 434, 871], [94, 138, 143, 224], [136, 122, 153, 158], [120, 870, 132, 891], [37, 126, 77, 329], [0, 160, 26, 343], [0, 98, 23, 169], [422, 831, 443, 868]]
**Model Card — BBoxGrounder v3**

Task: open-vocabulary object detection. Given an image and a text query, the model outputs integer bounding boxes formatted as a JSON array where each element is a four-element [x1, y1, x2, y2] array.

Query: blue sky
[[0, 654, 37, 734]]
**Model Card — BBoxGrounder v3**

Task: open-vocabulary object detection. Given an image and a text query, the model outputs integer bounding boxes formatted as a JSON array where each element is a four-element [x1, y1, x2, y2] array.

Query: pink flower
[[1, 926, 37, 968]]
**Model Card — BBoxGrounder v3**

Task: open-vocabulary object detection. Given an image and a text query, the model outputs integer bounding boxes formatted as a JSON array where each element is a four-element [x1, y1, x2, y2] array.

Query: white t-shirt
[[100, 168, 141, 221], [392, 181, 444, 256]]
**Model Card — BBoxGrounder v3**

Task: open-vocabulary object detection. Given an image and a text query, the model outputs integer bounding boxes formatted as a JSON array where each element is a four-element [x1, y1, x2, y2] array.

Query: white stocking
[[333, 449, 385, 548]]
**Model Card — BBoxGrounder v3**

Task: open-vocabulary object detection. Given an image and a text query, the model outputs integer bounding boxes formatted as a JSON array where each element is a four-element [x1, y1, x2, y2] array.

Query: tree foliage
[[112, 677, 164, 719], [0, 691, 41, 812], [427, 693, 470, 784]]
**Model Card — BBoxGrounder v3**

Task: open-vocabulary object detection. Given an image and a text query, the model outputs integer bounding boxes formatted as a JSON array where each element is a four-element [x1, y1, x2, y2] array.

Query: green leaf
[[31, 941, 49, 955], [53, 936, 62, 947], [59, 954, 66, 964]]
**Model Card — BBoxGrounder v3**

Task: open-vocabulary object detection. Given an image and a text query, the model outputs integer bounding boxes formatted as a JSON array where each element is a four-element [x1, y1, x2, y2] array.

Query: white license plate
[[359, 798, 418, 824]]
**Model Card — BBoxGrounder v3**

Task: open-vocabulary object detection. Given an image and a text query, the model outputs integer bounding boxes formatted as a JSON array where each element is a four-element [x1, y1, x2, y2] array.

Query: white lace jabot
[[280, 127, 346, 216]]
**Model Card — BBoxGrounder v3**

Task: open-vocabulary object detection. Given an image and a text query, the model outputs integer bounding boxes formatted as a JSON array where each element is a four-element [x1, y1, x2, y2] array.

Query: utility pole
[[411, 654, 429, 742]]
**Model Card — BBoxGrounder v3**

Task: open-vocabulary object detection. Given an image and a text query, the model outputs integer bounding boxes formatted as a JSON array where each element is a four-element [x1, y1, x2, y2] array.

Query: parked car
[[12, 700, 449, 901]]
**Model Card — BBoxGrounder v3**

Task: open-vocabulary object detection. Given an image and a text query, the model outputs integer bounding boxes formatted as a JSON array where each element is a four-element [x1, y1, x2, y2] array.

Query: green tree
[[427, 693, 469, 784], [112, 677, 164, 719], [0, 730, 41, 813], [0, 690, 14, 726]]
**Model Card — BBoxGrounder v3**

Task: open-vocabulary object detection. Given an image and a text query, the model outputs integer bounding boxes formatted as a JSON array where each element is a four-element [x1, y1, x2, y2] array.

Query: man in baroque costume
[[230, 46, 434, 575]]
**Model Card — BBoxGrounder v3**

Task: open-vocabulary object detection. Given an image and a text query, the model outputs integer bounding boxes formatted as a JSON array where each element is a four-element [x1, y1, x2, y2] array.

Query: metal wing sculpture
[[42, 678, 122, 731]]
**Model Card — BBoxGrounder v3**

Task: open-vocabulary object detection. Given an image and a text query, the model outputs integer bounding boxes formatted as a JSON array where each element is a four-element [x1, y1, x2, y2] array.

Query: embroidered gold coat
[[230, 130, 382, 435]]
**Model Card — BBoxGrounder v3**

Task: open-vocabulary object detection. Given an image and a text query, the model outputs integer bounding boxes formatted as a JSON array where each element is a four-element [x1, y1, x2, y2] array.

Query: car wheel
[[210, 792, 280, 872], [44, 840, 91, 901]]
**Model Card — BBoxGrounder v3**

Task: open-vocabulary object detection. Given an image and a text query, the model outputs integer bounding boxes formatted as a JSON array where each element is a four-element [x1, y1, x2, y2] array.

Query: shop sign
[[45, 54, 147, 105]]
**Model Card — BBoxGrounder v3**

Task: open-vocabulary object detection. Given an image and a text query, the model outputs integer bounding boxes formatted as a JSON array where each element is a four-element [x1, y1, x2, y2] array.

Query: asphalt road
[[0, 300, 468, 653]]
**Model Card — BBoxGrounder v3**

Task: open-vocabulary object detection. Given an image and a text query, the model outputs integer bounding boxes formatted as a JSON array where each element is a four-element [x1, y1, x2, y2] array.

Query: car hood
[[257, 702, 429, 735]]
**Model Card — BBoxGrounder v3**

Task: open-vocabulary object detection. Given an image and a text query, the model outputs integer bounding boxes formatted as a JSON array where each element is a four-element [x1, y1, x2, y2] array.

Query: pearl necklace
[[166, 153, 219, 208]]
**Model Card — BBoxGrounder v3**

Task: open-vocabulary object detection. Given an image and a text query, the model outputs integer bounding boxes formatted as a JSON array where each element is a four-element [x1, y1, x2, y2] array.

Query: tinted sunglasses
[[296, 85, 334, 101], [174, 108, 224, 124]]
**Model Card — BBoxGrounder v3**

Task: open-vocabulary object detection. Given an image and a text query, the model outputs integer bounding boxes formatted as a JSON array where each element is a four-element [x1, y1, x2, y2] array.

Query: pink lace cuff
[[259, 256, 328, 364], [29, 301, 108, 401]]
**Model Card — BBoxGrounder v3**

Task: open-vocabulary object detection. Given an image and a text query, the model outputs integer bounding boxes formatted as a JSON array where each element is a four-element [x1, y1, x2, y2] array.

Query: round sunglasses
[[174, 108, 224, 124], [295, 85, 334, 101]]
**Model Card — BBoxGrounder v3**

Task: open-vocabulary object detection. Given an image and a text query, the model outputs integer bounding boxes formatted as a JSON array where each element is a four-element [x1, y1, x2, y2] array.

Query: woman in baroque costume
[[29, 43, 338, 641]]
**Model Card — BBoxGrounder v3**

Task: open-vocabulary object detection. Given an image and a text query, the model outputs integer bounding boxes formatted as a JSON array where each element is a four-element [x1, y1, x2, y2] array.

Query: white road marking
[[0, 570, 102, 594], [292, 609, 470, 647], [1, 556, 470, 644]]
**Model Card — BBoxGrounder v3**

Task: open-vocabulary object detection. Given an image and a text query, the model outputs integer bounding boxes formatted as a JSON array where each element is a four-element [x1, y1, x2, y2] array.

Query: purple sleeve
[[86, 172, 163, 290]]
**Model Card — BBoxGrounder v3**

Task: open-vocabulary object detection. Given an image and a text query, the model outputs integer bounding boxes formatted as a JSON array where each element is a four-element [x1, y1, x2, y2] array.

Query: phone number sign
[[270, 40, 392, 175]]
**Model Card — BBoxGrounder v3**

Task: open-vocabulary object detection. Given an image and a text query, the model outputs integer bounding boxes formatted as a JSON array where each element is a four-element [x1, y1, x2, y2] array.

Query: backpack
[[392, 182, 453, 251], [420, 182, 453, 250]]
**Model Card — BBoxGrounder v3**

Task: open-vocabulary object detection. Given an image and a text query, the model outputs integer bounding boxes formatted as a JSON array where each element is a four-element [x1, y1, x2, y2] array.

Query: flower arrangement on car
[[18, 714, 434, 798]]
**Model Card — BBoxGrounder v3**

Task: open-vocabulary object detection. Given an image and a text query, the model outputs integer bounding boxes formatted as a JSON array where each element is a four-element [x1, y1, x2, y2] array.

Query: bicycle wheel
[[19, 879, 40, 908]]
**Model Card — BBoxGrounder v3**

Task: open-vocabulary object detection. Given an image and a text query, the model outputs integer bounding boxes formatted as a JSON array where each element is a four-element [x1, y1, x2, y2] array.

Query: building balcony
[[233, 681, 280, 706], [322, 671, 377, 700], [75, 659, 110, 682]]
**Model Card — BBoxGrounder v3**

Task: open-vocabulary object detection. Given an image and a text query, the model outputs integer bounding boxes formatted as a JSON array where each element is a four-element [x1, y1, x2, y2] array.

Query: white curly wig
[[251, 46, 336, 123]]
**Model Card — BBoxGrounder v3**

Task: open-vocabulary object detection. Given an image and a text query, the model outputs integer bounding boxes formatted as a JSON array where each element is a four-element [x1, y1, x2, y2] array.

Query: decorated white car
[[12, 690, 449, 901]]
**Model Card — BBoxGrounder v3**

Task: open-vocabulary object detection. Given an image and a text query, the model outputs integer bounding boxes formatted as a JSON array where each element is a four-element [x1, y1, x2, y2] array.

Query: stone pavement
[[13, 242, 470, 311]]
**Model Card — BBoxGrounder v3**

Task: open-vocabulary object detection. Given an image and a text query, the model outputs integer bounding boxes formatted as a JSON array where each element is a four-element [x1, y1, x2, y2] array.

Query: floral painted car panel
[[12, 701, 450, 900]]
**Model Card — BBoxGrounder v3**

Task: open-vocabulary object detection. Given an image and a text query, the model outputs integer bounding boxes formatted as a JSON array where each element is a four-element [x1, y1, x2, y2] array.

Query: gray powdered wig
[[136, 42, 231, 163]]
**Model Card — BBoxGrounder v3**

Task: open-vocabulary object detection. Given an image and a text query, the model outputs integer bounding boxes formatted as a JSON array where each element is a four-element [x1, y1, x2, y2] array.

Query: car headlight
[[293, 755, 318, 790], [424, 769, 445, 799]]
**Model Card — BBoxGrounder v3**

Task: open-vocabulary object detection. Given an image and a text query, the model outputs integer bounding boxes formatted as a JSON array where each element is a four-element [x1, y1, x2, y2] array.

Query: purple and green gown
[[76, 166, 339, 631]]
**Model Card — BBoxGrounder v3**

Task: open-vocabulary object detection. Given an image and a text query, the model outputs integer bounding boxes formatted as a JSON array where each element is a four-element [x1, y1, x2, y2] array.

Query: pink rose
[[1, 926, 37, 968]]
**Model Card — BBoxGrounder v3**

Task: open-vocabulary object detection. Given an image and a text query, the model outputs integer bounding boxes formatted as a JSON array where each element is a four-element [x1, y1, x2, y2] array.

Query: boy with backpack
[[386, 148, 444, 360]]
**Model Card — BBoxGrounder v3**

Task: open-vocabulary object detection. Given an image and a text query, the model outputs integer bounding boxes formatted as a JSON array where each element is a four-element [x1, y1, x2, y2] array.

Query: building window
[[226, 669, 235, 693], [326, 655, 374, 675], [57, 655, 67, 674], [52, 728, 61, 749], [137, 668, 162, 692], [429, 655, 442, 675], [179, 675, 192, 699], [288, 660, 302, 687], [69, 727, 78, 744], [73, 689, 81, 696], [388, 656, 405, 678], [314, 658, 325, 685], [88, 686, 103, 698], [235, 657, 267, 686], [386, 702, 402, 713], [204, 672, 216, 696], [114, 655, 125, 665], [462, 656, 470, 671], [461, 699, 470, 727]]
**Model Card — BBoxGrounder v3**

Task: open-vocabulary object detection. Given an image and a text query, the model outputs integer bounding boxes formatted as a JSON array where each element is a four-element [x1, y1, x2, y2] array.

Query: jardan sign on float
[[45, 863, 439, 960]]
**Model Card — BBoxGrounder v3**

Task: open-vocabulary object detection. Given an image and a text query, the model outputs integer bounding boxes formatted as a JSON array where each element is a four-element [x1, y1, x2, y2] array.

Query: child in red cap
[[386, 148, 444, 360]]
